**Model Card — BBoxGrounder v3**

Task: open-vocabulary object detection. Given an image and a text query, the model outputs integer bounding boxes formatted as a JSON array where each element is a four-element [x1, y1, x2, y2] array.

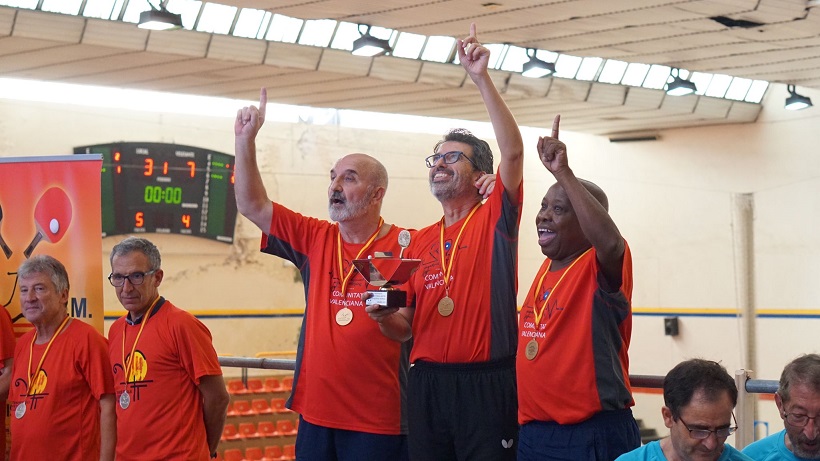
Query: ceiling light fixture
[[665, 68, 697, 96], [521, 48, 555, 78], [352, 25, 392, 57], [785, 84, 812, 110], [138, 1, 182, 31]]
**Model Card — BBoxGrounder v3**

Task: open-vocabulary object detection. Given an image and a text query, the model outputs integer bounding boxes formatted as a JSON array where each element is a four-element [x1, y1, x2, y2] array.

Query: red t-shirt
[[108, 299, 222, 461], [261, 204, 410, 435], [516, 245, 634, 425], [405, 173, 522, 363], [0, 308, 14, 461], [9, 319, 113, 461]]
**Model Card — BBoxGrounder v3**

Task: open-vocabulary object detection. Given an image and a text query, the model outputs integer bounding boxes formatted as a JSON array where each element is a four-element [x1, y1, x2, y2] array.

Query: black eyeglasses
[[783, 411, 820, 427], [425, 151, 479, 170], [678, 413, 738, 440], [108, 270, 157, 287]]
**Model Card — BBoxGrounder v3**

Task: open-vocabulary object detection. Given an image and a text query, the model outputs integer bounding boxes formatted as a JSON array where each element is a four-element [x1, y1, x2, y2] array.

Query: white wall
[[2, 83, 819, 435]]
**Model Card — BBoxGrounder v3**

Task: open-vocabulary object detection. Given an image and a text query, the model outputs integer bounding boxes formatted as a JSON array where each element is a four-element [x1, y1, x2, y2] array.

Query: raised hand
[[235, 88, 267, 139], [456, 23, 490, 78], [475, 173, 496, 199], [537, 115, 568, 175]]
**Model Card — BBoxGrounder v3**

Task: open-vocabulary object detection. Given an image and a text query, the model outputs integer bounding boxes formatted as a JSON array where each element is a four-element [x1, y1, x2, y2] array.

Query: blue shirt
[[742, 429, 804, 460], [616, 440, 753, 461]]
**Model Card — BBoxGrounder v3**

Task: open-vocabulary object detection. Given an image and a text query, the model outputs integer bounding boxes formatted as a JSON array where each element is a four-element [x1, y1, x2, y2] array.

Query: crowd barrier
[[219, 357, 778, 450]]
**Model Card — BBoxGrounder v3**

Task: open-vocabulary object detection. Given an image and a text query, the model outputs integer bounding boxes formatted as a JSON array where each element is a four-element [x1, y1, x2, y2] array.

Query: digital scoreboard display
[[74, 142, 237, 243]]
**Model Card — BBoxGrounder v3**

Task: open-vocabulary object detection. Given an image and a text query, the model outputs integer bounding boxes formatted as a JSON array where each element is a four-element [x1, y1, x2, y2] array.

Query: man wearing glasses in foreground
[[742, 353, 820, 460], [616, 359, 751, 461], [107, 236, 229, 460]]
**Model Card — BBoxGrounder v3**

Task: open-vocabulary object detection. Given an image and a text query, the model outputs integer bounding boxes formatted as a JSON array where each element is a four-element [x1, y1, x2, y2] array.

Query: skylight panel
[[166, 0, 202, 30], [621, 62, 650, 86], [554, 54, 582, 79], [642, 64, 672, 89], [42, 0, 83, 14], [689, 72, 713, 95], [724, 77, 753, 101], [122, 0, 151, 23], [266, 14, 303, 43], [0, 0, 38, 8], [232, 8, 266, 39], [499, 45, 528, 72], [82, 0, 120, 19], [421, 36, 456, 63], [576, 57, 603, 81], [392, 32, 426, 59], [704, 73, 732, 98], [196, 2, 236, 34], [598, 60, 628, 84], [744, 80, 768, 103], [298, 19, 337, 47], [329, 22, 360, 51]]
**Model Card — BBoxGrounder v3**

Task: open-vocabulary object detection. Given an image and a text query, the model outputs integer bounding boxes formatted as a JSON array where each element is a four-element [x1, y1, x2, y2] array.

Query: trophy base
[[366, 289, 407, 309]]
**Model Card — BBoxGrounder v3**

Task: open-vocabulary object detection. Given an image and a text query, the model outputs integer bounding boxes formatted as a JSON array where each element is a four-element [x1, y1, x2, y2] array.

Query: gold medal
[[119, 391, 131, 410], [525, 339, 539, 360], [335, 307, 353, 326], [14, 401, 25, 419], [437, 296, 454, 317]]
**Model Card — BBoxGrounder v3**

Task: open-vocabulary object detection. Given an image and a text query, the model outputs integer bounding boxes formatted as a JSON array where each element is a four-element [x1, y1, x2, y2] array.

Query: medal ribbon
[[122, 296, 162, 386], [531, 248, 593, 327], [27, 315, 71, 396], [438, 203, 482, 295], [335, 217, 384, 304]]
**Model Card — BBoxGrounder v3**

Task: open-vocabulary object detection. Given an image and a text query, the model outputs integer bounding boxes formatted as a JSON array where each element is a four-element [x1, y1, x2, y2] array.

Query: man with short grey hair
[[743, 353, 820, 460], [107, 236, 228, 460]]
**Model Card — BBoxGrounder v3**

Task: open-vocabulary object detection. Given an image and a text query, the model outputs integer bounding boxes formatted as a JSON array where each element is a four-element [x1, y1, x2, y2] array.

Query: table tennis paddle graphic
[[23, 187, 73, 259], [0, 202, 11, 259]]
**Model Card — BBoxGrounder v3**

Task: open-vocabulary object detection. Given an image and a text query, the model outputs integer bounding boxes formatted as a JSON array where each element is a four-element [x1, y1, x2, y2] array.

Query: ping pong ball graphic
[[23, 187, 73, 259]]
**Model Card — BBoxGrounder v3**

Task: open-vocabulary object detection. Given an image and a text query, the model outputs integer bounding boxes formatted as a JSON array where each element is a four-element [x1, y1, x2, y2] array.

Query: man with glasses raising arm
[[743, 353, 820, 460], [107, 236, 229, 460], [616, 359, 752, 461]]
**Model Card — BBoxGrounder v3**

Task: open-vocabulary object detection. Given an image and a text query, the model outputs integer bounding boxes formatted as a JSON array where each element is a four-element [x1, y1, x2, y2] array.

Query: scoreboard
[[74, 142, 237, 243]]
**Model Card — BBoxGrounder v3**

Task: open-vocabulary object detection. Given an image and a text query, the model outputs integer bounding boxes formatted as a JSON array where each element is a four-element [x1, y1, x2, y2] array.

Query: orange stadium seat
[[264, 377, 284, 393], [247, 378, 266, 394], [223, 449, 243, 461], [252, 399, 273, 415], [281, 377, 294, 391], [227, 379, 250, 395], [239, 422, 262, 439], [257, 420, 278, 438], [221, 424, 242, 441], [226, 402, 239, 418], [233, 399, 256, 416], [282, 444, 296, 461], [262, 445, 284, 461], [276, 419, 297, 437], [271, 398, 289, 414], [245, 447, 264, 461]]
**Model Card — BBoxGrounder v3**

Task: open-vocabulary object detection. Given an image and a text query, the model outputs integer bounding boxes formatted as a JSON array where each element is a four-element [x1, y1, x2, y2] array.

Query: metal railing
[[219, 357, 777, 449]]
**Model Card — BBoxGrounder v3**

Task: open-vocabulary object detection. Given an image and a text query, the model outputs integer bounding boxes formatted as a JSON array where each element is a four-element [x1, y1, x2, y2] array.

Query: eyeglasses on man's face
[[108, 270, 157, 287], [425, 151, 480, 170], [783, 411, 820, 427], [678, 413, 738, 440]]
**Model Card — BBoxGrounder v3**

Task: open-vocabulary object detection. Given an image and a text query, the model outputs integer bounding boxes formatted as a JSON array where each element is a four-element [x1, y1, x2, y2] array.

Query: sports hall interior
[[0, 0, 819, 458]]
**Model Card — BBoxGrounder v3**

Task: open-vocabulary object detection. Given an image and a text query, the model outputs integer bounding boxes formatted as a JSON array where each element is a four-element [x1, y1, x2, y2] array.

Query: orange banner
[[0, 155, 104, 334]]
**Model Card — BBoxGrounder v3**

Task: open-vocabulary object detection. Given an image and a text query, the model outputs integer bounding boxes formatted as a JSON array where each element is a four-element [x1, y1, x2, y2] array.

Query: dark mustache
[[330, 191, 345, 202]]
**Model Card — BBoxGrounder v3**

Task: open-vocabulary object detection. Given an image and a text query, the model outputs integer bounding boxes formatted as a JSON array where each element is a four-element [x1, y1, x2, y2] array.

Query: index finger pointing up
[[470, 22, 477, 39], [552, 114, 560, 139], [259, 87, 268, 121]]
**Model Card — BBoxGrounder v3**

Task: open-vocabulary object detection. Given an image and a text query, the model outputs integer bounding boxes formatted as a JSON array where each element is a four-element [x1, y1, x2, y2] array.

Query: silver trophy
[[353, 230, 420, 308]]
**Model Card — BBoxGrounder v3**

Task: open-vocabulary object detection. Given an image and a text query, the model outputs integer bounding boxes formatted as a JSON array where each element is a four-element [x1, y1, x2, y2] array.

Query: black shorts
[[408, 357, 518, 461]]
